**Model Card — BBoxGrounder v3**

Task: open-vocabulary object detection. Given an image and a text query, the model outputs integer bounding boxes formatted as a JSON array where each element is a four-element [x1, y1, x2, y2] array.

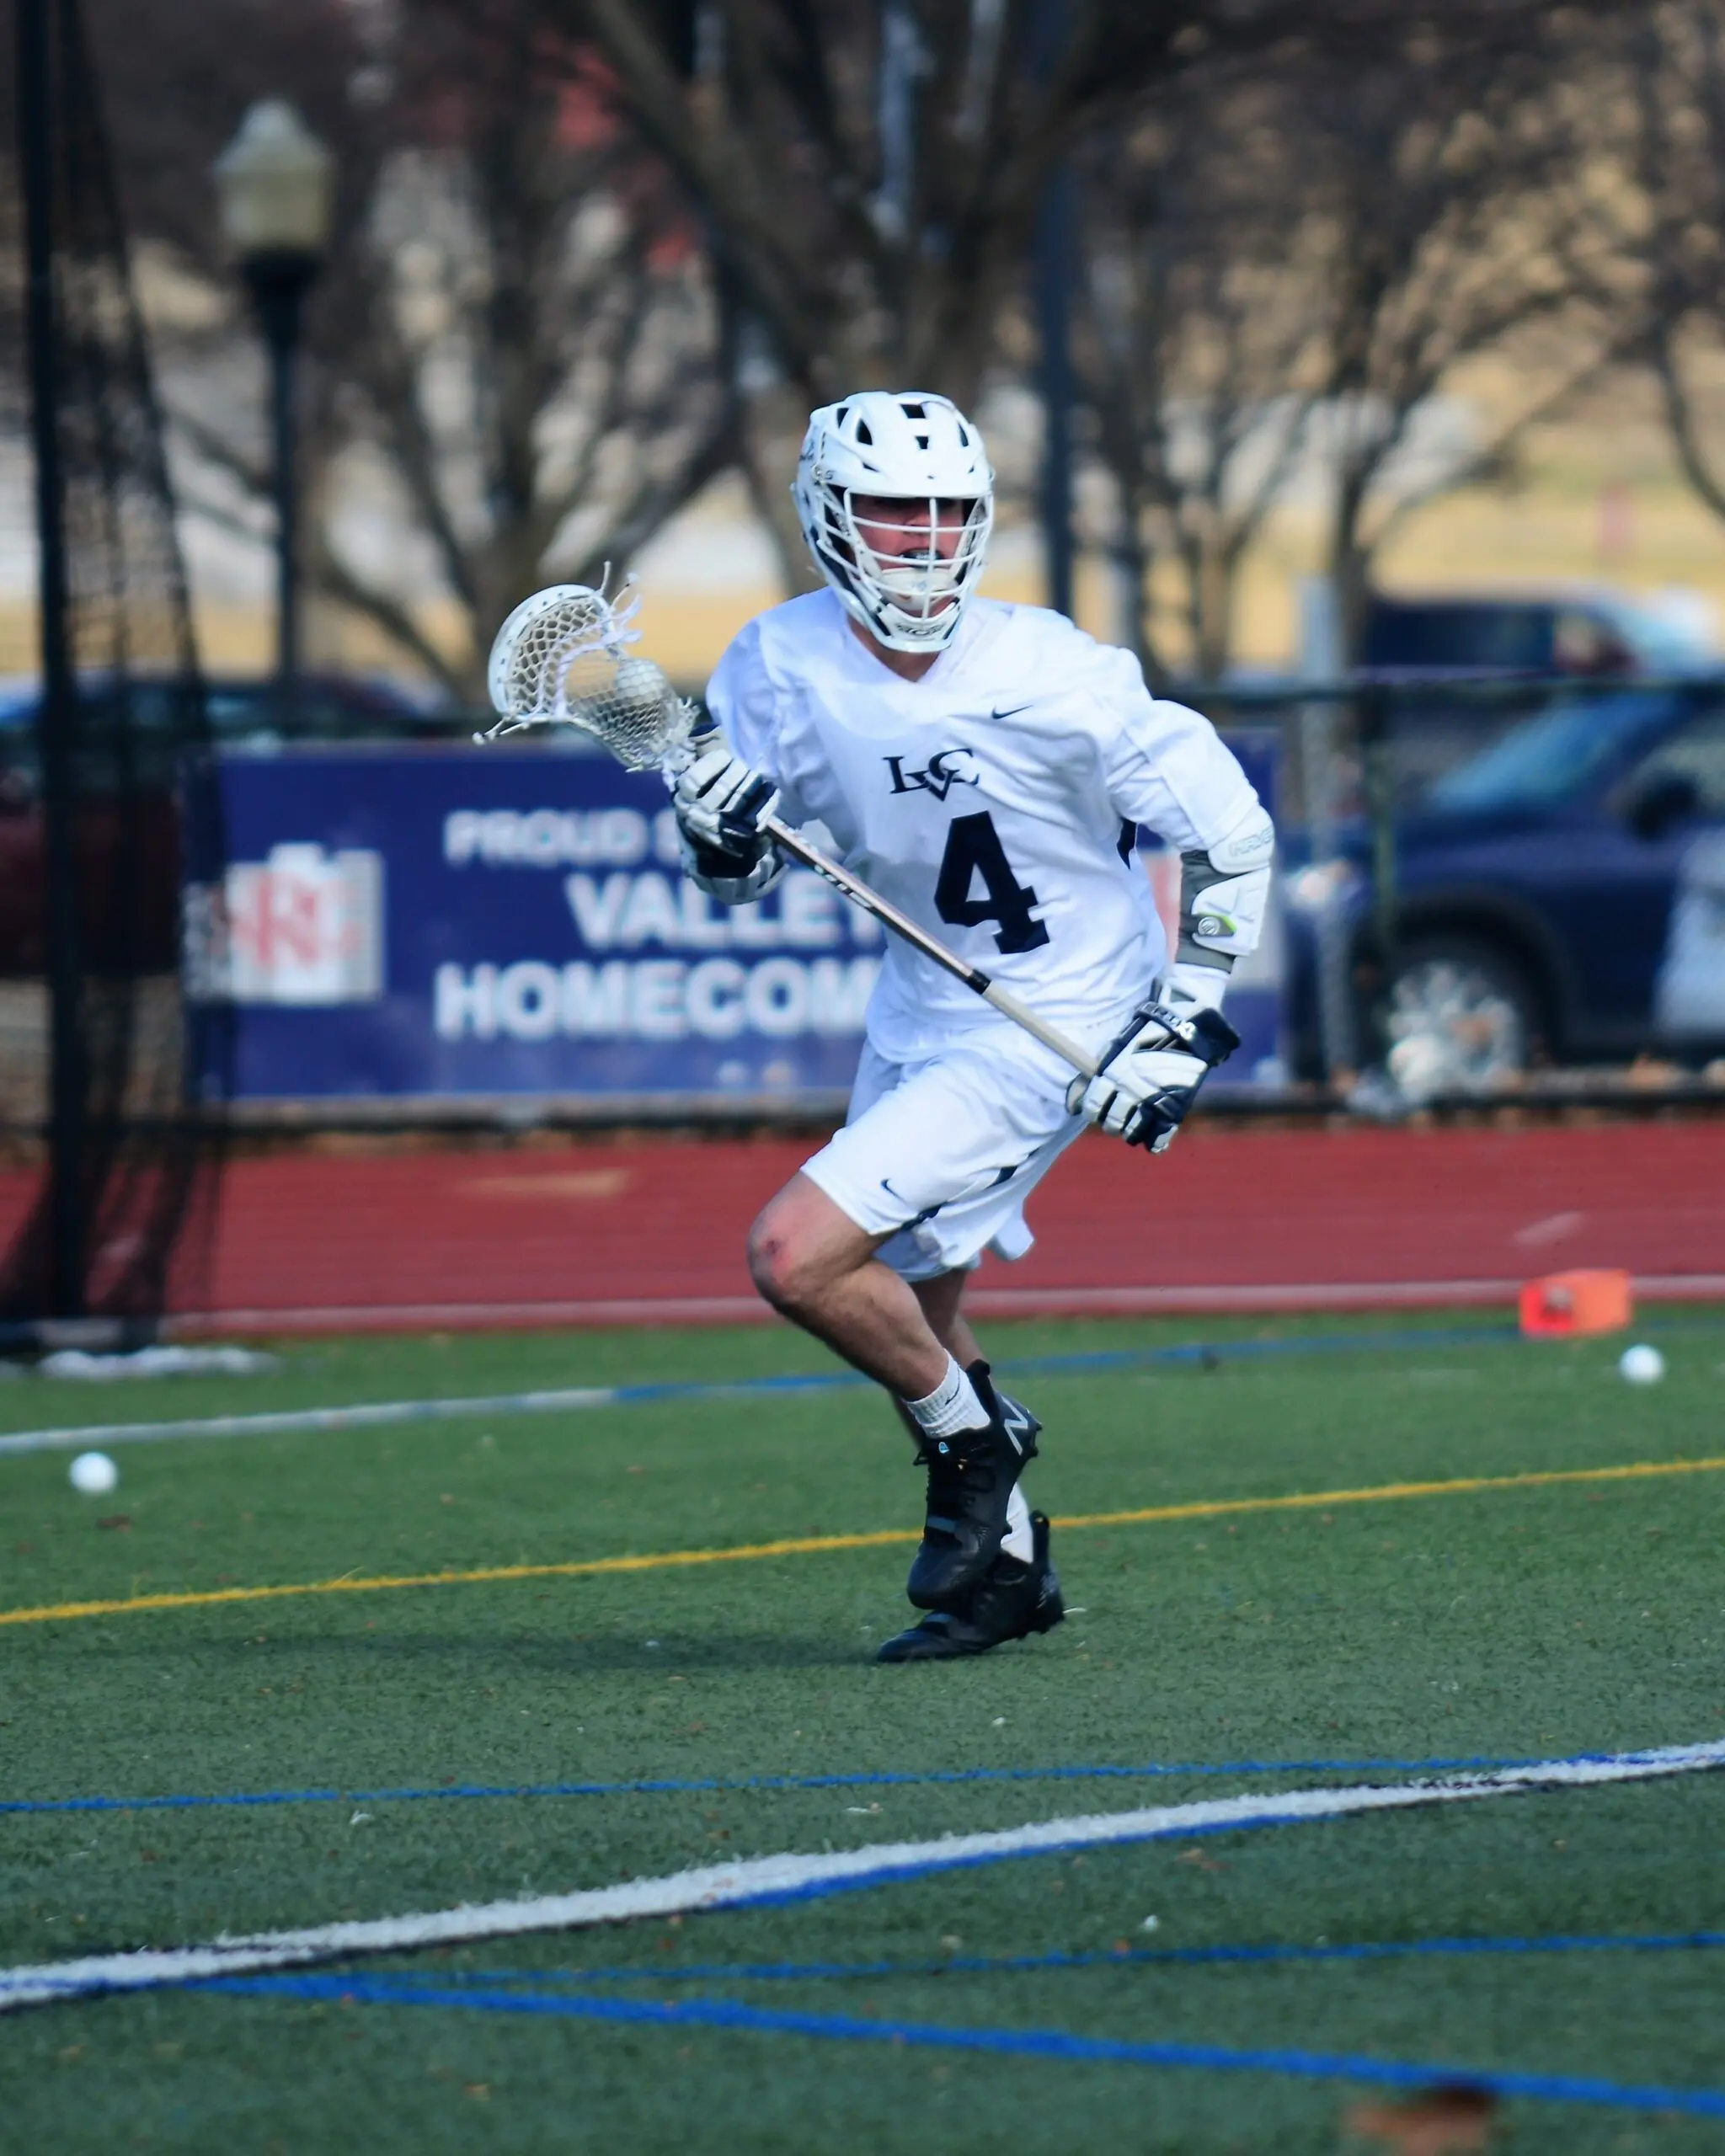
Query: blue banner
[[186, 737, 1283, 1105]]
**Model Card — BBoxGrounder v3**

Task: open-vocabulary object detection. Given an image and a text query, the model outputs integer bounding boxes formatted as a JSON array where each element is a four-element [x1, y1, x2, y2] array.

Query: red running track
[[130, 1119, 1725, 1331]]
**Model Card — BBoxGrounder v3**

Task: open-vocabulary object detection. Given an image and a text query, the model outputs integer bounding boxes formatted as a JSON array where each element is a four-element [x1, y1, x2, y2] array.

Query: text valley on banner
[[184, 739, 1282, 1107], [185, 749, 882, 1104]]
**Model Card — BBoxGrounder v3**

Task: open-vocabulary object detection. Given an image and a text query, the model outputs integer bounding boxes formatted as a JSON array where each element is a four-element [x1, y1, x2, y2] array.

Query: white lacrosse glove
[[671, 738, 785, 904], [1065, 1001, 1240, 1153]]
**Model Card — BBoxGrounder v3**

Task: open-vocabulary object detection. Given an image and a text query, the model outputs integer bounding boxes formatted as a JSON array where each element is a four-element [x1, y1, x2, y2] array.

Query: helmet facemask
[[812, 488, 993, 653], [793, 392, 996, 654]]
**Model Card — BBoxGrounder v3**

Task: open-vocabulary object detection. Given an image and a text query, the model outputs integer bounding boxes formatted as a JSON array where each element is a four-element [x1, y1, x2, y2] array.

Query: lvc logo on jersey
[[884, 748, 980, 801]]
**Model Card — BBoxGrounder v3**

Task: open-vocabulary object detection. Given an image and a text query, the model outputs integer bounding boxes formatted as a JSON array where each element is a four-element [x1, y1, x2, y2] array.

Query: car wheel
[[1382, 937, 1541, 1099]]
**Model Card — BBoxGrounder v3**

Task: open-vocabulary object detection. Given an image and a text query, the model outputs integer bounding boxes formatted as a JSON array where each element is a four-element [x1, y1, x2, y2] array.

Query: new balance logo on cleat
[[905, 1364, 1040, 1612], [985, 1368, 1041, 1462], [998, 1398, 1036, 1457]]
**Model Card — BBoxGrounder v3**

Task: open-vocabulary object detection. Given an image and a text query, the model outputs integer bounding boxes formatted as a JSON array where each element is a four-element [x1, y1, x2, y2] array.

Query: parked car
[[0, 674, 453, 975], [1362, 587, 1716, 679], [0, 670, 450, 772], [1345, 590, 1717, 809], [1283, 680, 1725, 1091]]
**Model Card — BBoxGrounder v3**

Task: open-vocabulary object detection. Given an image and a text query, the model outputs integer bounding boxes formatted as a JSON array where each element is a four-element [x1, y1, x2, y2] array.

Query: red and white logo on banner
[[187, 844, 384, 1005]]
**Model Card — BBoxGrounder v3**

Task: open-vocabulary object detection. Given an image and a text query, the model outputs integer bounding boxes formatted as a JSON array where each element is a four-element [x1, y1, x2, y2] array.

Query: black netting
[[0, 0, 224, 1331]]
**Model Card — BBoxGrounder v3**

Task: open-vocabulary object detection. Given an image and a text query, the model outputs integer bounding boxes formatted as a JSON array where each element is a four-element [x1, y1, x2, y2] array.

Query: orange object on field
[[1519, 1267, 1633, 1338]]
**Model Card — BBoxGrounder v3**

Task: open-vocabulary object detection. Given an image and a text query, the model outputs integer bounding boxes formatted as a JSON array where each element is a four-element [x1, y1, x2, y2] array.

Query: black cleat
[[905, 1363, 1041, 1612], [878, 1512, 1065, 1662]]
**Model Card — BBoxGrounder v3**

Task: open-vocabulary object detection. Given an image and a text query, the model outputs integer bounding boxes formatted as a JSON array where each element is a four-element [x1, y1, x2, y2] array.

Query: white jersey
[[706, 590, 1264, 1066]]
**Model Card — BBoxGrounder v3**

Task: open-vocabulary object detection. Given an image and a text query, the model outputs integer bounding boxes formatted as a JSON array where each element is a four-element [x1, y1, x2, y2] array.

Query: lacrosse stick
[[477, 579, 1101, 1079]]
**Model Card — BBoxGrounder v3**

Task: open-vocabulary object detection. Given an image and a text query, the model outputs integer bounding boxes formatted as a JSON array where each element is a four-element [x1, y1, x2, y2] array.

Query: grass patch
[[3, 1309, 1723, 2151]]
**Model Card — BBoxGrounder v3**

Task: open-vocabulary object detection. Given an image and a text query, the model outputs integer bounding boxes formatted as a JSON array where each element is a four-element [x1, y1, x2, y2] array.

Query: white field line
[[5, 1740, 1722, 2015], [0, 1374, 873, 1458], [0, 1387, 622, 1457]]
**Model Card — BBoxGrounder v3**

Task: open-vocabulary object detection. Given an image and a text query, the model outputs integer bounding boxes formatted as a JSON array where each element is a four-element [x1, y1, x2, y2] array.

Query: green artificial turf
[[2, 1309, 1723, 2152]]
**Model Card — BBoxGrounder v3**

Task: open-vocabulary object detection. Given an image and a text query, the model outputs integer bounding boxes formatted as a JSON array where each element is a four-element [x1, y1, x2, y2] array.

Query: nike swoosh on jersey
[[880, 1177, 945, 1227], [990, 703, 1033, 720]]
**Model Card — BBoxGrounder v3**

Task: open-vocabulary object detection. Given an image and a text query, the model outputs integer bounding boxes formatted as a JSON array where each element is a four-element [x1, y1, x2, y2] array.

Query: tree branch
[[309, 531, 466, 700]]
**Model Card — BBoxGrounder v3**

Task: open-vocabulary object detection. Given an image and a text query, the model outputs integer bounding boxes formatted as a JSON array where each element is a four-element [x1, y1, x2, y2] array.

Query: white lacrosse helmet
[[793, 391, 994, 654]]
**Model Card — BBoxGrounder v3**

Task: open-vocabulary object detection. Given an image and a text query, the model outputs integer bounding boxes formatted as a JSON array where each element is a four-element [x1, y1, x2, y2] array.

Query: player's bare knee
[[747, 1209, 824, 1317]]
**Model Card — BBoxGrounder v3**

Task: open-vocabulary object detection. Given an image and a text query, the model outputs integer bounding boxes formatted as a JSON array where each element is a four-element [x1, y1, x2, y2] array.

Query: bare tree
[[310, 10, 733, 697], [1595, 4, 1725, 542], [1076, 84, 1328, 684], [94, 0, 731, 702], [575, 0, 1605, 590], [1294, 33, 1610, 659], [83, 0, 369, 269]]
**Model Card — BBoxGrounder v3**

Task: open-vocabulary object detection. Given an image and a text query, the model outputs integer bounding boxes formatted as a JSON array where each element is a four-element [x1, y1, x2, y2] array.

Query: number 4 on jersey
[[934, 811, 1050, 954]]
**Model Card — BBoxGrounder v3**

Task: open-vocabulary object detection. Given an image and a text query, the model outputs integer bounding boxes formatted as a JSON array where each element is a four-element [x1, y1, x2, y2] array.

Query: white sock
[[902, 1353, 988, 1438], [1001, 1483, 1033, 1563]]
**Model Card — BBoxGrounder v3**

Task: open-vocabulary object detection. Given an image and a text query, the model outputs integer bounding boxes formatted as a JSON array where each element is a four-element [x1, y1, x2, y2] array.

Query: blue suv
[[1284, 682, 1725, 1088]]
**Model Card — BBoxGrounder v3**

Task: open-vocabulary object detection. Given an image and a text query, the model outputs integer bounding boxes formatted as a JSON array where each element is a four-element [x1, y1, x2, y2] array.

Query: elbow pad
[[1178, 802, 1274, 974], [677, 825, 787, 905]]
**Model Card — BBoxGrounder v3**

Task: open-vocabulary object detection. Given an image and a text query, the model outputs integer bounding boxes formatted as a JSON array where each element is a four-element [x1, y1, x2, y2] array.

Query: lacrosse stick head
[[478, 578, 696, 771]]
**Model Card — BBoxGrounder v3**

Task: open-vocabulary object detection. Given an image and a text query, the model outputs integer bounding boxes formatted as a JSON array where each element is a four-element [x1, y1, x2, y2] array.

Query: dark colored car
[[1350, 592, 1717, 808], [0, 674, 451, 975], [1284, 682, 1725, 1091], [1363, 590, 1713, 679]]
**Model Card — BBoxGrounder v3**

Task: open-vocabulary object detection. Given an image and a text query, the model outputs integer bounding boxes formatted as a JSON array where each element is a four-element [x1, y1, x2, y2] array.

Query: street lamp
[[213, 100, 334, 703]]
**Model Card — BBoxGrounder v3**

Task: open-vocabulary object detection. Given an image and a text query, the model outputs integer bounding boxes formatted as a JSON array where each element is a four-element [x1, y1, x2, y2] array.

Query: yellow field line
[[0, 1531, 920, 1628], [1054, 1452, 1725, 1528], [6, 1454, 1723, 1630]]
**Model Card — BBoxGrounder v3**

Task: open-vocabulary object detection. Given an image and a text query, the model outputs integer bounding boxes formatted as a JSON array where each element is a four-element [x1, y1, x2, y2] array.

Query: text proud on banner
[[189, 752, 884, 1103], [186, 739, 1280, 1106]]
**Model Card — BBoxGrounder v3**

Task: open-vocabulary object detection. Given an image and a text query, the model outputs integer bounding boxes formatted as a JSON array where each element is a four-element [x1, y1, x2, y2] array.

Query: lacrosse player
[[672, 391, 1272, 1661]]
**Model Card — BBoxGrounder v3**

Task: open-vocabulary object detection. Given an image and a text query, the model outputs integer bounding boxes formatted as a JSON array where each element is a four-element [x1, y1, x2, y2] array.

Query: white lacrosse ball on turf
[[68, 1449, 119, 1495], [1617, 1343, 1665, 1386]]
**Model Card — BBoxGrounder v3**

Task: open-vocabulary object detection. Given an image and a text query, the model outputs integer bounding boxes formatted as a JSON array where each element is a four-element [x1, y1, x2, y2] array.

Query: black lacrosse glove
[[1065, 1001, 1239, 1152]]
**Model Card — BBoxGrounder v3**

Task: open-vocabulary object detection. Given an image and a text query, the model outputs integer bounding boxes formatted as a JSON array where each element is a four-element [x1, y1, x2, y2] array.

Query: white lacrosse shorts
[[801, 1028, 1088, 1281]]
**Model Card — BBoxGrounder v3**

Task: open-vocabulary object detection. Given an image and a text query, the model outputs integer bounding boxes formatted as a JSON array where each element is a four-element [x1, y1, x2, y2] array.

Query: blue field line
[[193, 1971, 1725, 2117], [332, 1929, 1725, 1989], [11, 1311, 1722, 1460], [7, 1310, 1722, 1465], [0, 1323, 1529, 1458], [998, 1324, 1520, 1376], [0, 1750, 1558, 1817]]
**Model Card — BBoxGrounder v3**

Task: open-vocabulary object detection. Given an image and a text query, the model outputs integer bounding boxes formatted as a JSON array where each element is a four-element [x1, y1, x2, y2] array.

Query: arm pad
[[1177, 801, 1274, 974]]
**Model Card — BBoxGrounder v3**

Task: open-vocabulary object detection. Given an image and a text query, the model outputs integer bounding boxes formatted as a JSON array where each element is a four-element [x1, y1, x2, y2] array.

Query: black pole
[[242, 251, 318, 701], [269, 317, 298, 691], [18, 0, 87, 1315], [1036, 165, 1076, 621], [1359, 683, 1399, 1068], [1031, 0, 1074, 621]]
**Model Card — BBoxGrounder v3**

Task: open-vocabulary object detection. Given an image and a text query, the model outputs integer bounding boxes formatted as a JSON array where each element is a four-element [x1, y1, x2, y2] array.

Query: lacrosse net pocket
[[480, 579, 697, 771]]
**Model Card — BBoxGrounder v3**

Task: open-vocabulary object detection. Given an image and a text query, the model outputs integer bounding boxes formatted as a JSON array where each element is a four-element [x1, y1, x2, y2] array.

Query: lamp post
[[213, 101, 334, 704]]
